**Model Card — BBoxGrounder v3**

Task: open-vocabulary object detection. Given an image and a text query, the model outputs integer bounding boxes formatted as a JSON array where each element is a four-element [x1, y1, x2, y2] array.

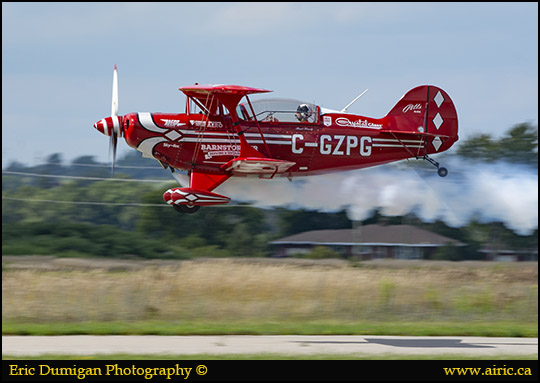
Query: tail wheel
[[173, 204, 201, 214], [437, 167, 448, 177]]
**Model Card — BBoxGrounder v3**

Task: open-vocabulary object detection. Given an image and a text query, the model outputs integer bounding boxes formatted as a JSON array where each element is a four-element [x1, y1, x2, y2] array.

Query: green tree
[[276, 208, 351, 237], [432, 244, 465, 261], [457, 122, 538, 166], [45, 153, 64, 166], [456, 134, 500, 162], [498, 122, 538, 166], [71, 155, 100, 165]]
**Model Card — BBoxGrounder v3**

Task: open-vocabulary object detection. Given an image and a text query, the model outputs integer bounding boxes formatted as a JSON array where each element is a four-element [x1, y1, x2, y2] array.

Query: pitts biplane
[[94, 66, 458, 214]]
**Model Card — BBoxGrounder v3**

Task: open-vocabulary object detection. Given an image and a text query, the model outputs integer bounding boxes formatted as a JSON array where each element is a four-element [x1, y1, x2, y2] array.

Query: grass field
[[2, 257, 538, 337]]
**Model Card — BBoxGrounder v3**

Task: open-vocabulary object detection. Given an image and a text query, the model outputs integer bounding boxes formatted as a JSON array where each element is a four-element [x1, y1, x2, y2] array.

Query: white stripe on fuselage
[[138, 113, 168, 133], [136, 136, 168, 157], [136, 113, 426, 160]]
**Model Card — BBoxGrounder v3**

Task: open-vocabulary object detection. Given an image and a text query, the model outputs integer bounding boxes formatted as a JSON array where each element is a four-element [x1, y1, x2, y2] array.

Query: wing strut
[[245, 96, 271, 157], [190, 93, 217, 166]]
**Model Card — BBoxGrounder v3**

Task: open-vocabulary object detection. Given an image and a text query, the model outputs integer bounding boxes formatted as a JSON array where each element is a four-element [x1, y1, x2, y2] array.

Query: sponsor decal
[[163, 142, 181, 149], [201, 144, 240, 151], [335, 117, 382, 129], [190, 120, 224, 128], [402, 103, 422, 113], [204, 151, 239, 160], [160, 119, 185, 128], [201, 144, 240, 160], [323, 116, 332, 127]]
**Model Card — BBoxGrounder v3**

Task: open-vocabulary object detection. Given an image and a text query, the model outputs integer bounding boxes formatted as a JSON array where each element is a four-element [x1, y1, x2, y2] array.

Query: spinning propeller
[[93, 65, 124, 176]]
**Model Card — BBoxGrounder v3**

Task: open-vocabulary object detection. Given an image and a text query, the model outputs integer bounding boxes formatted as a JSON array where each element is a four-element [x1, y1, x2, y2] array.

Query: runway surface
[[3, 335, 538, 357]]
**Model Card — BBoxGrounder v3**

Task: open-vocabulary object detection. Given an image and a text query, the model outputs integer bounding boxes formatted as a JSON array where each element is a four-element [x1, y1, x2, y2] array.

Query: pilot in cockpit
[[296, 104, 313, 123]]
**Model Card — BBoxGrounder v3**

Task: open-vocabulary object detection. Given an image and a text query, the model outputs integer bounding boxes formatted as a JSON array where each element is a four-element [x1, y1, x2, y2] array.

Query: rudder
[[385, 85, 459, 154]]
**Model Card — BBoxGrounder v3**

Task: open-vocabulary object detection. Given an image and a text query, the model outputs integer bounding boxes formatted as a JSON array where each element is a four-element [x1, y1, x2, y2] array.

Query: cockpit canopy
[[237, 98, 319, 123]]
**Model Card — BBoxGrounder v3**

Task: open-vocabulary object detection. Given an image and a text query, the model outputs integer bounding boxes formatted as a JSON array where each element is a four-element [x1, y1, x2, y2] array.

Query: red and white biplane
[[94, 66, 458, 213]]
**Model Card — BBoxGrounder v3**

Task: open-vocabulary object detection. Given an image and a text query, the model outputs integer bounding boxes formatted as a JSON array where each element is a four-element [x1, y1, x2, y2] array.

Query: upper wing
[[179, 84, 271, 114]]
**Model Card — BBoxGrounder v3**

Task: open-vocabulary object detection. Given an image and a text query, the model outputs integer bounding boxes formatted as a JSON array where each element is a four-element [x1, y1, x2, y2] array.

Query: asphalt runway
[[2, 335, 538, 357]]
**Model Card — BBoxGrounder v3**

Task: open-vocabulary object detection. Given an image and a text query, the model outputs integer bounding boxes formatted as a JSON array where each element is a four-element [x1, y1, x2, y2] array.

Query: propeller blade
[[111, 64, 119, 117], [110, 65, 119, 176], [109, 132, 117, 176]]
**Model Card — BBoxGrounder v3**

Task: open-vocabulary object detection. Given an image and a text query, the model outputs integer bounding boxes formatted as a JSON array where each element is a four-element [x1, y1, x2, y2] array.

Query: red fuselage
[[122, 110, 455, 177]]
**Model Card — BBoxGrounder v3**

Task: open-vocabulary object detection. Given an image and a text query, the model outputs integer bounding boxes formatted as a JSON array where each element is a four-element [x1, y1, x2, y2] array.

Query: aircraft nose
[[94, 118, 110, 136], [93, 116, 123, 137]]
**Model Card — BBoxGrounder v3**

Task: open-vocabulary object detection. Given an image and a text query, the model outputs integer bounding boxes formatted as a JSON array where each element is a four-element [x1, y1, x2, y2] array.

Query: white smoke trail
[[218, 157, 538, 235]]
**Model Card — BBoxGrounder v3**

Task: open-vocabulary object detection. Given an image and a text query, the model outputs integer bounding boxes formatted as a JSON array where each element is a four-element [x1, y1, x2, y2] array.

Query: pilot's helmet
[[296, 104, 313, 120]]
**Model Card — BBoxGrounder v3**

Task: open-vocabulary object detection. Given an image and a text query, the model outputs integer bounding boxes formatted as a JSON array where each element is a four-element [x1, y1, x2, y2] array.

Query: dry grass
[[2, 258, 538, 324]]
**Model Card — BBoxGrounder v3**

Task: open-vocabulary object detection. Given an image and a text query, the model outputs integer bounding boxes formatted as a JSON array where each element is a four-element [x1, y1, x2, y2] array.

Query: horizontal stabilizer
[[163, 187, 231, 206], [221, 157, 296, 176], [381, 129, 451, 139]]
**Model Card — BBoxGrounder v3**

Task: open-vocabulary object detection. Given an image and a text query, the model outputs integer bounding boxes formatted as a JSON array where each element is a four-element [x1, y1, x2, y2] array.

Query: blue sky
[[2, 2, 538, 166]]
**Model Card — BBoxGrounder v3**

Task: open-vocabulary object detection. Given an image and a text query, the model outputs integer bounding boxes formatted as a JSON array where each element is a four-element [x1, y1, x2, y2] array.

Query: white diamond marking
[[434, 91, 445, 108], [433, 113, 443, 130], [185, 194, 198, 202], [165, 130, 182, 141], [432, 137, 442, 151]]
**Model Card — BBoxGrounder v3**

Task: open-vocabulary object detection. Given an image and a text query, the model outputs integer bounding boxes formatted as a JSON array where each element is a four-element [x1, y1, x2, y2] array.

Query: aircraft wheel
[[437, 167, 448, 177], [173, 204, 201, 214]]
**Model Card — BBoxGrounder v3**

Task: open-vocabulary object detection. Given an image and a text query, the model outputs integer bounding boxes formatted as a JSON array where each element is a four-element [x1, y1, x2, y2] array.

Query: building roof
[[270, 225, 465, 247]]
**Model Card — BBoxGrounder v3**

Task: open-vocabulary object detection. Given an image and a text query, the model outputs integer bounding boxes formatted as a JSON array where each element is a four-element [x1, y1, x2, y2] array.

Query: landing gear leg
[[173, 204, 201, 214], [423, 155, 448, 177]]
